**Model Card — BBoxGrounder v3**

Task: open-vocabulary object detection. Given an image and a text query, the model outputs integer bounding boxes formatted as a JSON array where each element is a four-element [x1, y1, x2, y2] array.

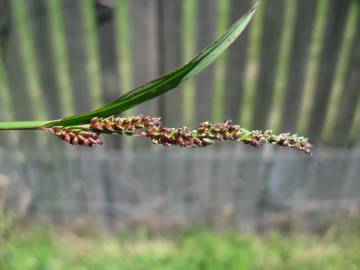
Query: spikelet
[[90, 115, 161, 132], [47, 127, 103, 147]]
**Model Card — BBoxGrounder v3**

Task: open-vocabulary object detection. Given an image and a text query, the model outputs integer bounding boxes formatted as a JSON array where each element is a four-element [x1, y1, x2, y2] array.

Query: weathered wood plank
[[0, 1, 15, 147], [130, 150, 154, 203], [95, 2, 120, 105], [306, 150, 349, 202], [26, 0, 61, 119], [280, 0, 318, 133], [268, 152, 314, 205], [78, 150, 107, 229], [12, 0, 48, 122], [330, 10, 360, 146], [158, 0, 183, 127], [210, 145, 238, 229], [0, 67, 14, 147], [162, 149, 187, 220], [54, 150, 81, 225], [251, 0, 286, 130], [94, 2, 122, 149], [191, 149, 214, 224], [182, 150, 195, 220], [232, 149, 265, 231], [195, 0, 218, 124], [62, 0, 92, 114], [156, 0, 185, 224], [341, 148, 360, 199], [2, 1, 38, 148], [307, 0, 351, 144], [128, 0, 159, 117], [0, 91, 16, 146], [0, 0, 11, 48], [223, 0, 251, 123], [47, 0, 75, 118], [268, 0, 318, 220]]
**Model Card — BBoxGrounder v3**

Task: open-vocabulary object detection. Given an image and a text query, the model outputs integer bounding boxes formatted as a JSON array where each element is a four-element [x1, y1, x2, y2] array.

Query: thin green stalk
[[0, 121, 52, 130]]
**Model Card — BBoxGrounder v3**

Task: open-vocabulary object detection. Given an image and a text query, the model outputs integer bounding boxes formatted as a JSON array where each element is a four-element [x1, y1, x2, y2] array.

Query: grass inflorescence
[[45, 115, 313, 155]]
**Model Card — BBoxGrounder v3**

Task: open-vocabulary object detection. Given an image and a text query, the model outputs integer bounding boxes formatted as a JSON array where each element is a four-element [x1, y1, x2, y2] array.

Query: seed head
[[47, 127, 103, 147], [45, 115, 313, 154], [134, 119, 313, 154], [90, 115, 161, 133]]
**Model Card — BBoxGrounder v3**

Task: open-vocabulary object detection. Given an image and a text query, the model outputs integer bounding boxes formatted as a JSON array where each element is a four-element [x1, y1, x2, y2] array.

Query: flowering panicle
[[135, 120, 313, 155], [136, 126, 215, 147], [46, 127, 103, 147], [90, 115, 161, 133], [45, 115, 312, 154]]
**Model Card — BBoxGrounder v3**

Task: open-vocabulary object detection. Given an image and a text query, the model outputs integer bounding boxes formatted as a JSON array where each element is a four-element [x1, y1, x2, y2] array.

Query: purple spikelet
[[47, 127, 103, 147]]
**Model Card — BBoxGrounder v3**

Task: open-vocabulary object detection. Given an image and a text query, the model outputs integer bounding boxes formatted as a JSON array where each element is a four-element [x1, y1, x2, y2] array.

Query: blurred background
[[0, 0, 360, 269]]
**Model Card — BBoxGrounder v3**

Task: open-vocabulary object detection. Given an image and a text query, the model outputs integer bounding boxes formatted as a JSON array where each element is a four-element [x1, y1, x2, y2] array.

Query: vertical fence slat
[[13, 0, 48, 122], [195, 0, 218, 124], [280, 0, 318, 133], [55, 150, 80, 225], [95, 2, 120, 105], [269, 88, 317, 233], [89, 3, 124, 158], [193, 0, 218, 226], [82, 0, 103, 111], [47, 0, 75, 117], [79, 150, 107, 228], [192, 150, 214, 224], [2, 2, 37, 148], [128, 0, 159, 116], [131, 150, 158, 209], [128, 0, 159, 149], [62, 0, 92, 114], [341, 148, 360, 199], [268, 153, 313, 205], [306, 0, 351, 144], [165, 150, 187, 220], [158, 0, 183, 127], [0, 1, 14, 122], [233, 150, 264, 231], [94, 2, 122, 149], [211, 146, 238, 228], [306, 151, 349, 204], [0, 62, 14, 147], [251, 0, 286, 130], [223, 0, 251, 123], [26, 0, 61, 119], [330, 10, 360, 146], [0, 1, 16, 147], [157, 0, 184, 224]]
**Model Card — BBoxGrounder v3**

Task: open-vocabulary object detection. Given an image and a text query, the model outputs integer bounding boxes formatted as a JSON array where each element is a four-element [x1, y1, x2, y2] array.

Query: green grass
[[1, 223, 360, 270]]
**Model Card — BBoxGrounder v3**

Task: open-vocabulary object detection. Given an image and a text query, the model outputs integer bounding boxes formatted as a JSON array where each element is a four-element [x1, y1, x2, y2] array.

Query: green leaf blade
[[54, 2, 259, 127]]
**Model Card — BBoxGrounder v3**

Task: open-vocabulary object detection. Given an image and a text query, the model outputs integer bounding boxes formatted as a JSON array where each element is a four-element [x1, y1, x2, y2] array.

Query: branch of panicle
[[44, 115, 313, 155], [88, 116, 313, 154]]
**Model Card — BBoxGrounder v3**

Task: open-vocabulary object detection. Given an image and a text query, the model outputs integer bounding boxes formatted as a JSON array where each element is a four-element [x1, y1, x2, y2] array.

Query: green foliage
[[54, 2, 259, 127], [1, 226, 360, 270], [0, 1, 312, 153], [0, 2, 259, 130]]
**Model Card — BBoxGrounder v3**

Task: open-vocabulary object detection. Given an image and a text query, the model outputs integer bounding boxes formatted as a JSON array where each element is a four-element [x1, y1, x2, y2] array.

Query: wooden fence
[[0, 0, 360, 232]]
